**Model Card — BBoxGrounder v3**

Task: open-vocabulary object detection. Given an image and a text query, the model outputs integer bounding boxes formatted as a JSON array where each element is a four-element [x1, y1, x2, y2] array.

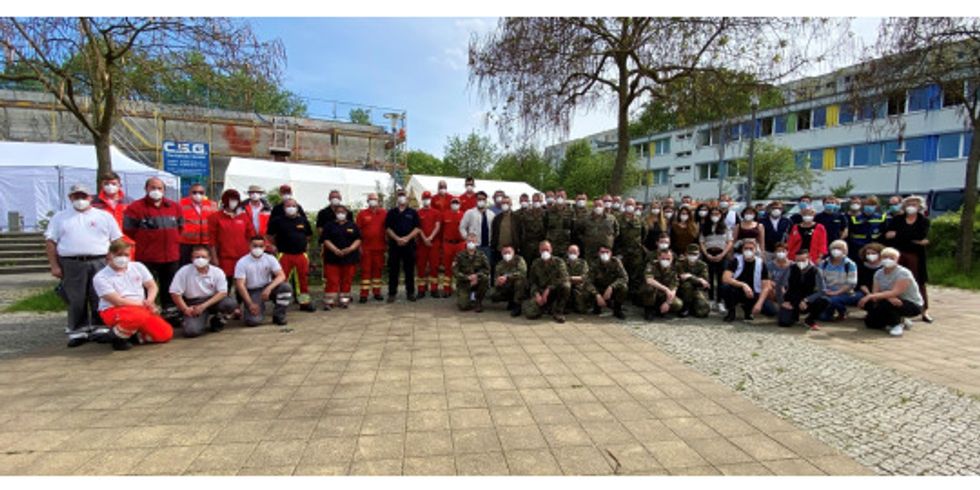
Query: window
[[741, 121, 754, 139], [697, 129, 711, 147], [887, 92, 905, 115], [698, 163, 720, 180], [725, 161, 744, 178], [675, 165, 692, 174], [795, 151, 808, 169], [797, 110, 811, 131], [760, 117, 773, 137], [774, 115, 787, 134], [852, 143, 881, 167], [675, 151, 692, 158], [710, 127, 722, 146], [907, 86, 929, 112], [942, 81, 966, 107], [674, 183, 691, 189], [812, 106, 827, 128], [939, 133, 962, 160], [728, 124, 741, 142], [808, 149, 823, 170], [835, 146, 852, 168], [839, 104, 855, 124], [651, 169, 669, 185], [904, 137, 927, 162], [882, 140, 900, 164], [654, 138, 671, 155]]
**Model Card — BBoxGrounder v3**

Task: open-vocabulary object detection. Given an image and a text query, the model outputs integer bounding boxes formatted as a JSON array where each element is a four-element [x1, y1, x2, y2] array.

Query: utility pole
[[894, 124, 907, 194], [746, 93, 759, 208]]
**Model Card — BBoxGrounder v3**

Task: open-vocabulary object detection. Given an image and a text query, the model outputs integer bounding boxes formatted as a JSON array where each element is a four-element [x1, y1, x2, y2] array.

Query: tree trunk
[[955, 123, 979, 271], [610, 100, 630, 195], [94, 131, 113, 185]]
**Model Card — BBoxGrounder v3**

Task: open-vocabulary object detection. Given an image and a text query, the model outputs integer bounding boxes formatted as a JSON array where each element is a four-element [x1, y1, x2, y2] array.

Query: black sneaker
[[386, 296, 396, 304], [273, 316, 288, 326], [553, 313, 566, 324], [724, 310, 736, 322], [407, 294, 417, 302], [322, 302, 333, 311], [209, 316, 226, 333], [643, 307, 656, 321], [359, 297, 368, 304], [299, 303, 316, 312], [418, 290, 426, 299], [67, 337, 87, 348], [677, 309, 689, 318], [374, 294, 384, 302], [613, 307, 626, 320], [744, 314, 755, 322], [510, 306, 522, 317], [592, 305, 602, 315]]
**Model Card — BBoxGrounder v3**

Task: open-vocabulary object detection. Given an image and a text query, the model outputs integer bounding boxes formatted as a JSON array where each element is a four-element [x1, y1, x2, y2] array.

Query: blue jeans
[[819, 291, 864, 320]]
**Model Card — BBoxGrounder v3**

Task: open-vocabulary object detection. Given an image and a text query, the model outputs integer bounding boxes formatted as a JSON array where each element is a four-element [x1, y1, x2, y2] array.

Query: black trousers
[[388, 245, 416, 297], [722, 285, 777, 316], [777, 297, 830, 326], [706, 256, 727, 301], [864, 299, 922, 329], [144, 261, 180, 309]]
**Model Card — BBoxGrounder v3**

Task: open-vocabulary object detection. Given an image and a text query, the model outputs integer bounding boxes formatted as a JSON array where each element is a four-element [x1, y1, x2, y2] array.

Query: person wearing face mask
[[520, 193, 548, 264], [45, 184, 123, 347], [490, 190, 506, 215], [315, 189, 344, 244], [234, 236, 291, 326], [459, 190, 496, 274], [123, 177, 183, 322], [177, 183, 218, 266], [92, 240, 173, 350], [766, 242, 793, 309], [321, 205, 362, 310], [545, 190, 557, 208], [588, 245, 629, 319], [416, 191, 444, 299], [92, 171, 136, 259], [266, 197, 314, 311], [662, 205, 677, 228], [243, 185, 272, 238], [846, 195, 864, 217], [858, 247, 924, 336], [208, 189, 257, 300], [489, 245, 528, 316], [640, 249, 683, 320], [523, 240, 570, 323], [458, 176, 479, 212], [581, 199, 620, 269], [733, 206, 766, 255], [847, 196, 887, 262], [356, 192, 388, 302], [790, 195, 814, 226], [169, 246, 237, 337], [676, 244, 711, 318], [386, 189, 422, 302], [453, 233, 490, 312], [699, 207, 733, 313], [786, 208, 828, 265], [670, 206, 700, 257], [643, 200, 668, 253], [762, 201, 791, 256], [545, 190, 574, 257], [438, 197, 466, 298], [610, 195, 624, 216], [815, 240, 860, 321], [718, 194, 740, 229], [565, 244, 595, 314], [777, 249, 827, 329], [516, 193, 531, 218], [571, 193, 591, 246], [883, 195, 932, 322], [886, 195, 904, 218], [269, 184, 306, 222], [431, 180, 454, 212], [721, 239, 775, 322], [614, 197, 647, 299], [857, 243, 885, 297], [695, 204, 711, 229], [814, 195, 849, 244], [491, 196, 519, 268]]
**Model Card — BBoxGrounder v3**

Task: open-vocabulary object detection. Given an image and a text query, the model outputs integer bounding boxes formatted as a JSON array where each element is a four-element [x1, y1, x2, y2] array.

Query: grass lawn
[[927, 255, 980, 291], [4, 288, 66, 313]]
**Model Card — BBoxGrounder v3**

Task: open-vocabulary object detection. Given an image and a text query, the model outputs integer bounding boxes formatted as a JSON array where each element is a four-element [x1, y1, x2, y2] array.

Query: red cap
[[422, 191, 432, 199], [279, 184, 292, 193]]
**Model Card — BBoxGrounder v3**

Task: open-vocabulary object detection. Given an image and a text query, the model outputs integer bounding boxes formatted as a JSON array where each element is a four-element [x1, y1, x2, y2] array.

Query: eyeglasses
[[191, 192, 205, 196]]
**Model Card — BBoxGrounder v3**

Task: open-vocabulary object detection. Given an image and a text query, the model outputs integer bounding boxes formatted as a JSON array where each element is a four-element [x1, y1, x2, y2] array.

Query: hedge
[[928, 204, 980, 261]]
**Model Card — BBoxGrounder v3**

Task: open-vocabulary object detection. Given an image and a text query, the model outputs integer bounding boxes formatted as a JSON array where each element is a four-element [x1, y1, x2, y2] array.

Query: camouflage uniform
[[520, 208, 547, 265], [545, 206, 574, 257], [676, 258, 711, 318], [639, 258, 684, 313], [572, 206, 590, 247], [588, 257, 629, 307], [615, 212, 648, 294], [490, 255, 528, 306], [522, 257, 571, 319], [453, 249, 490, 310], [566, 257, 595, 313], [580, 213, 620, 267]]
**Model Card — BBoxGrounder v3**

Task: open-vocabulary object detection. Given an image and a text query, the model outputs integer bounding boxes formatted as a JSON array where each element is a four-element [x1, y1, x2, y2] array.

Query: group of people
[[44, 172, 932, 351]]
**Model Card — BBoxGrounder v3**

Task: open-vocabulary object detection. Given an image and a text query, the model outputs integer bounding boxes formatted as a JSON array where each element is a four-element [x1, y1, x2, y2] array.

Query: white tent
[[406, 174, 541, 202], [223, 157, 394, 211], [0, 141, 179, 231]]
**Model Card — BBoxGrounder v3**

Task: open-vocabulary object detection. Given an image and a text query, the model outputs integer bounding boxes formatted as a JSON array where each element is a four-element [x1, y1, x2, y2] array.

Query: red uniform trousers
[[325, 263, 356, 305], [441, 240, 466, 294], [416, 241, 442, 294], [99, 306, 173, 344], [278, 253, 310, 304], [359, 250, 385, 298]]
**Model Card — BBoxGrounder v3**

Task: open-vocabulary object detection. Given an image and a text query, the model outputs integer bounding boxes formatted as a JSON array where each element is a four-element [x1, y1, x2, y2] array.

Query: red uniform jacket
[[430, 193, 454, 212], [458, 192, 478, 213], [417, 207, 443, 245], [441, 209, 465, 244], [787, 223, 829, 264], [355, 207, 388, 252], [123, 197, 182, 263], [208, 210, 256, 276], [178, 197, 217, 245]]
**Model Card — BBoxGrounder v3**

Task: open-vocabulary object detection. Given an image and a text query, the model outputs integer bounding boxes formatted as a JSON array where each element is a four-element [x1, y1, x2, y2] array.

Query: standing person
[[385, 189, 422, 302], [490, 190, 505, 215], [581, 198, 619, 268], [431, 180, 453, 212], [453, 233, 490, 312], [458, 177, 479, 212], [640, 249, 684, 320], [733, 207, 766, 255], [459, 191, 495, 270], [91, 171, 135, 258], [676, 244, 711, 318], [235, 236, 292, 326], [123, 177, 182, 319], [93, 240, 173, 350], [815, 195, 849, 244], [169, 246, 237, 338], [321, 206, 362, 309], [571, 192, 590, 247], [643, 201, 668, 253], [858, 247, 924, 336], [178, 183, 217, 266], [208, 189, 256, 295], [356, 193, 387, 302], [489, 245, 528, 317], [885, 195, 904, 218], [266, 197, 315, 311], [670, 206, 700, 257], [778, 248, 827, 330], [269, 184, 305, 222], [695, 203, 711, 230], [700, 206, 733, 312], [416, 191, 443, 298], [243, 185, 272, 239], [439, 197, 466, 298], [786, 208, 828, 264], [545, 191, 574, 257], [45, 184, 123, 347], [790, 195, 814, 225], [857, 243, 885, 298], [523, 240, 570, 323], [615, 198, 648, 297], [565, 244, 594, 314], [761, 201, 791, 256], [884, 196, 932, 322], [721, 239, 775, 322], [588, 245, 629, 319], [519, 193, 547, 265], [847, 196, 887, 262], [719, 194, 739, 230], [315, 189, 344, 243], [491, 195, 520, 272], [814, 240, 861, 321]]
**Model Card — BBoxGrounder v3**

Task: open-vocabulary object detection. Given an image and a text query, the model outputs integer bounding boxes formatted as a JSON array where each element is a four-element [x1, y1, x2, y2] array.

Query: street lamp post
[[894, 141, 908, 194], [746, 93, 759, 208]]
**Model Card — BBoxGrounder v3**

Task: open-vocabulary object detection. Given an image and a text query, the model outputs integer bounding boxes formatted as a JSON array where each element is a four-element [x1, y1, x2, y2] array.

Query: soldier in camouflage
[[453, 233, 490, 312], [545, 189, 574, 257], [589, 245, 628, 319], [523, 240, 570, 323], [640, 248, 684, 320], [614, 197, 648, 301], [490, 245, 528, 317], [571, 192, 591, 248], [676, 243, 711, 318], [581, 198, 620, 268], [565, 244, 594, 314], [519, 193, 547, 266]]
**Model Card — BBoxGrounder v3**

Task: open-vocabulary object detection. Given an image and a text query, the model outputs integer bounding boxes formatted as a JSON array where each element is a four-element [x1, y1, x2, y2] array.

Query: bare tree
[[469, 17, 849, 194], [856, 17, 979, 271], [0, 17, 285, 179]]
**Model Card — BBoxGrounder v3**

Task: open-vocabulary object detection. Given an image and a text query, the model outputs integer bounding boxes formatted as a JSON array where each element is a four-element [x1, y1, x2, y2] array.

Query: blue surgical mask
[[864, 205, 876, 215], [825, 204, 840, 213], [890, 205, 901, 214], [799, 202, 810, 210]]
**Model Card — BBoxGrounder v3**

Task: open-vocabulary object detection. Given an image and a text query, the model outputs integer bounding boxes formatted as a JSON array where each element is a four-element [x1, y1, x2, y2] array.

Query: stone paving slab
[[0, 299, 869, 475]]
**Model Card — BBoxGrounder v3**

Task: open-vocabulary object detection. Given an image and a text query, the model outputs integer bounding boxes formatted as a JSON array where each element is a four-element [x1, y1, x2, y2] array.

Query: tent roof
[[0, 141, 167, 173], [406, 174, 540, 198]]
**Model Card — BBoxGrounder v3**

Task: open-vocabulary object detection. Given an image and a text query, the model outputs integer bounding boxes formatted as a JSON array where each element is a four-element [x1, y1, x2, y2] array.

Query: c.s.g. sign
[[163, 141, 210, 195]]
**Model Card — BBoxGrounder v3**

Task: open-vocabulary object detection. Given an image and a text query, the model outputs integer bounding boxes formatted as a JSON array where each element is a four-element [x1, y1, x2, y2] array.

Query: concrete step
[[0, 257, 49, 266], [0, 232, 45, 238], [0, 250, 46, 258], [0, 265, 51, 275], [0, 243, 46, 252]]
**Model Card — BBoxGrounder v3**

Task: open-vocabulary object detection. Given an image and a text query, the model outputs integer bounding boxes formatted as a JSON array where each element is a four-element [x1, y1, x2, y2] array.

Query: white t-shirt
[[234, 253, 282, 290], [45, 207, 123, 257], [93, 262, 153, 311], [170, 264, 228, 300]]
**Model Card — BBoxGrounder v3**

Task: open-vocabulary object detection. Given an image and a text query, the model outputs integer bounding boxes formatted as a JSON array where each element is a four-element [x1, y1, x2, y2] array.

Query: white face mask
[[335, 212, 348, 221], [770, 209, 782, 218], [881, 258, 898, 269], [227, 199, 239, 210], [650, 208, 661, 215], [679, 214, 689, 222], [422, 199, 431, 207], [148, 189, 164, 201], [466, 185, 475, 192], [111, 255, 129, 268], [285, 206, 298, 217], [567, 254, 578, 261], [625, 205, 635, 214], [250, 247, 264, 258], [556, 197, 565, 206], [540, 251, 552, 261], [193, 257, 210, 269], [802, 215, 815, 223], [850, 203, 861, 211], [698, 210, 708, 217], [710, 215, 720, 223], [249, 192, 261, 202], [546, 197, 555, 205], [72, 199, 91, 211], [720, 202, 730, 209], [533, 202, 543, 209], [658, 243, 670, 251], [687, 255, 700, 263], [494, 196, 502, 204], [368, 199, 378, 208], [599, 253, 611, 262], [796, 260, 809, 270], [743, 250, 756, 260], [576, 199, 586, 208], [744, 214, 755, 221], [397, 196, 407, 205], [330, 197, 341, 206], [501, 204, 511, 212], [191, 193, 204, 203], [664, 212, 674, 220], [281, 193, 292, 201], [593, 207, 604, 215], [451, 203, 460, 211], [905, 206, 918, 215], [520, 202, 529, 209], [477, 200, 487, 209], [103, 184, 119, 195], [502, 253, 514, 262], [466, 241, 477, 251], [776, 251, 788, 260], [659, 259, 672, 268], [612, 203, 621, 210], [866, 254, 879, 263], [438, 188, 447, 195], [831, 249, 844, 258], [603, 202, 612, 209]]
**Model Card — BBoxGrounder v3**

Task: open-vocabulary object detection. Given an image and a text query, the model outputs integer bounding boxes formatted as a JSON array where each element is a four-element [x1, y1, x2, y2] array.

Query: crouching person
[[93, 240, 173, 350], [565, 245, 595, 314], [235, 236, 292, 326], [169, 245, 237, 337], [454, 233, 490, 312], [490, 246, 528, 317], [640, 249, 684, 320], [857, 247, 923, 337], [677, 244, 711, 318], [778, 249, 828, 330], [523, 240, 570, 323], [589, 245, 629, 319]]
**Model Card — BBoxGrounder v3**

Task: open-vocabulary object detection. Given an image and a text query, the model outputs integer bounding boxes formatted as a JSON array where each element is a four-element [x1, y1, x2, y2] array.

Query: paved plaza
[[0, 283, 978, 475]]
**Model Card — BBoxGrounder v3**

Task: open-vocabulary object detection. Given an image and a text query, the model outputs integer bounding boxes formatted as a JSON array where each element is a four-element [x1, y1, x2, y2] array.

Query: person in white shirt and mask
[[169, 246, 237, 337], [234, 236, 292, 326]]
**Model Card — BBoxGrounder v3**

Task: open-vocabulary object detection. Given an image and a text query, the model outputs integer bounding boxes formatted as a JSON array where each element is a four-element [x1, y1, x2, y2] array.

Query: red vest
[[459, 192, 478, 213], [179, 197, 217, 245], [208, 211, 256, 276]]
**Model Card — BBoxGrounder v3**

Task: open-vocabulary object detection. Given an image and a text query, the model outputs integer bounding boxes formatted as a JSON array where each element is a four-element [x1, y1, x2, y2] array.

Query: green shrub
[[928, 204, 980, 261]]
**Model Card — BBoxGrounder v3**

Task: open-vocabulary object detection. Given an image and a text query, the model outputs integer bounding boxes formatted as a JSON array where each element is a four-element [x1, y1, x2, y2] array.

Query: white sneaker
[[903, 318, 914, 330], [717, 302, 728, 314], [889, 324, 904, 337]]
